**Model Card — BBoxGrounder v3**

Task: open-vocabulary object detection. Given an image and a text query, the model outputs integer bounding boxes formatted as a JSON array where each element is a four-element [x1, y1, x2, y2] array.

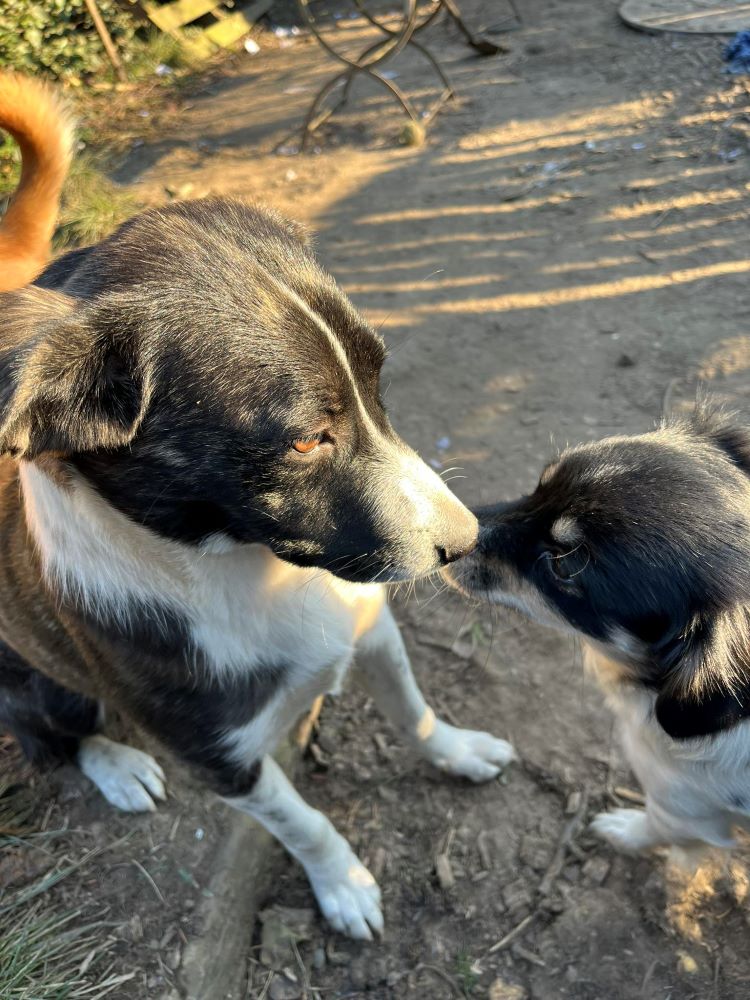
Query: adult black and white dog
[[0, 76, 514, 940], [447, 406, 750, 854]]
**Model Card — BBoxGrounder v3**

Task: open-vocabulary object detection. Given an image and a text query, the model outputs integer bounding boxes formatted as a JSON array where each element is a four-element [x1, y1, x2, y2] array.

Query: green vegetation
[[0, 0, 140, 81], [0, 2, 196, 83], [455, 950, 480, 996]]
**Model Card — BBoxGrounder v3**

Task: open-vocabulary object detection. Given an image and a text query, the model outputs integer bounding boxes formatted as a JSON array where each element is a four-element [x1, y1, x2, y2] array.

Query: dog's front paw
[[78, 735, 166, 813], [307, 836, 384, 941], [422, 719, 516, 783], [590, 808, 656, 853]]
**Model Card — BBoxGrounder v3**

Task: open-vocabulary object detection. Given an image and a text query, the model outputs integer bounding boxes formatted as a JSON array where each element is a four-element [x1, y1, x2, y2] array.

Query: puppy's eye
[[292, 436, 321, 454], [547, 553, 572, 581], [542, 545, 589, 583]]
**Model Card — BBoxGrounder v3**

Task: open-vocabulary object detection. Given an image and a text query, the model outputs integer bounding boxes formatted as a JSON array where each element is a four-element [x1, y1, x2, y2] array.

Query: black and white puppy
[[0, 197, 515, 940], [447, 406, 750, 853]]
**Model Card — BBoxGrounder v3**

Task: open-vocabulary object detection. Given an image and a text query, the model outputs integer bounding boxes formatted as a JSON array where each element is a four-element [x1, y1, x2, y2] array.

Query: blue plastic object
[[724, 30, 750, 74]]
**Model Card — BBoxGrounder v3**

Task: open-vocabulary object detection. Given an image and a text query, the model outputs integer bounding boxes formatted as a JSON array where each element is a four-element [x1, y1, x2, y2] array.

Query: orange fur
[[0, 72, 74, 292]]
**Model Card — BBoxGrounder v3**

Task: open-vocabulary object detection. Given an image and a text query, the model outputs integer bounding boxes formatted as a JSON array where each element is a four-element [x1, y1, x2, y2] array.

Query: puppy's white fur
[[585, 647, 750, 850]]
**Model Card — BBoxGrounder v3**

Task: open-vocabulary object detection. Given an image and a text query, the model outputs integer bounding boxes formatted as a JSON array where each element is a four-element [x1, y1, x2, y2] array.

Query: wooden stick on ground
[[296, 695, 325, 750], [84, 0, 128, 82]]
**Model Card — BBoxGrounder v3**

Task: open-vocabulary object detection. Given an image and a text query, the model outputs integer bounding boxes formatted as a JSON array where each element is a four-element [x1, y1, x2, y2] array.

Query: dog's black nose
[[436, 543, 473, 566]]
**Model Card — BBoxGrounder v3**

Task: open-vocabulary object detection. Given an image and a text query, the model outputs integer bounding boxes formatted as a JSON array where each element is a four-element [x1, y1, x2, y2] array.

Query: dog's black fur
[[0, 197, 476, 780], [5, 199, 471, 579], [451, 406, 750, 740]]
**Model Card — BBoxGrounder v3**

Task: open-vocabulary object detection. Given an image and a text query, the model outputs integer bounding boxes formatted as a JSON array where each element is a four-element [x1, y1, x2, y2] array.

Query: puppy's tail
[[0, 72, 74, 292]]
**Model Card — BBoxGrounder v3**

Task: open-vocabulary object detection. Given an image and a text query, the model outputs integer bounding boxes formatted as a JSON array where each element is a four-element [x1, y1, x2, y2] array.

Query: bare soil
[[5, 0, 750, 997]]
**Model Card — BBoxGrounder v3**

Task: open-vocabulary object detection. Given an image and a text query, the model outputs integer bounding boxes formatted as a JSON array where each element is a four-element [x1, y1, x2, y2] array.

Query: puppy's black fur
[[452, 406, 750, 740]]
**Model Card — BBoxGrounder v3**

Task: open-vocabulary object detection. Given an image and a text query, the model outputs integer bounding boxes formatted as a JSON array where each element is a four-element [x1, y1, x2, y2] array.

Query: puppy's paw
[[78, 734, 166, 813], [590, 808, 656, 853], [307, 836, 384, 941], [422, 719, 516, 783]]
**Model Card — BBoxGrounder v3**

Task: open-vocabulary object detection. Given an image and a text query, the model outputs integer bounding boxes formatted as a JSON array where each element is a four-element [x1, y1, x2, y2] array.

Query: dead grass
[[0, 746, 132, 999]]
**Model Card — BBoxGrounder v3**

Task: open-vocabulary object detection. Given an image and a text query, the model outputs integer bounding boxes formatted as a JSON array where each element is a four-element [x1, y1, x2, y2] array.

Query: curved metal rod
[[297, 0, 419, 73], [300, 64, 420, 148], [341, 31, 454, 106], [440, 0, 508, 55], [351, 0, 443, 37]]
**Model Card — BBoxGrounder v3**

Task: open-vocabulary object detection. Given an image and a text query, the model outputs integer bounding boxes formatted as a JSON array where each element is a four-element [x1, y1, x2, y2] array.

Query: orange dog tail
[[0, 72, 74, 292]]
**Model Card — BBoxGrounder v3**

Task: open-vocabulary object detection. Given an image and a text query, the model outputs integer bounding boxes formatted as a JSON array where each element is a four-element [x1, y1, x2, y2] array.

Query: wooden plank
[[142, 0, 218, 33], [141, 0, 272, 56], [620, 0, 750, 34], [202, 0, 272, 47]]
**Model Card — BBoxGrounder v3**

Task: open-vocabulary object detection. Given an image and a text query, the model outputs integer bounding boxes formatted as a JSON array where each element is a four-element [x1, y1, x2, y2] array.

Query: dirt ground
[[5, 0, 750, 997]]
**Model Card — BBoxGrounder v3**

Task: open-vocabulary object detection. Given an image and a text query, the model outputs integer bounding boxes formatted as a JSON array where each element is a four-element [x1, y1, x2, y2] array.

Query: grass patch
[[0, 754, 132, 999], [0, 905, 133, 1000], [455, 951, 480, 997], [54, 154, 140, 250], [125, 28, 199, 80]]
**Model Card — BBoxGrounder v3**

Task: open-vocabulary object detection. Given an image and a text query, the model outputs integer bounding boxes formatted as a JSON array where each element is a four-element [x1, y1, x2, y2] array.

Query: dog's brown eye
[[292, 437, 321, 454]]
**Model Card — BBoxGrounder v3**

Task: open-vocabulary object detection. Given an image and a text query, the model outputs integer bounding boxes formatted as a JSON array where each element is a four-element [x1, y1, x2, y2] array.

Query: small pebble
[[565, 790, 582, 815], [435, 853, 455, 890], [677, 952, 699, 975], [489, 978, 528, 1000], [582, 856, 611, 885]]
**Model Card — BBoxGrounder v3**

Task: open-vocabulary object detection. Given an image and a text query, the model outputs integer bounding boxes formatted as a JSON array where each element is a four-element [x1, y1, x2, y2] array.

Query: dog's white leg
[[591, 801, 736, 852], [78, 734, 166, 812], [355, 604, 515, 781], [225, 756, 383, 941]]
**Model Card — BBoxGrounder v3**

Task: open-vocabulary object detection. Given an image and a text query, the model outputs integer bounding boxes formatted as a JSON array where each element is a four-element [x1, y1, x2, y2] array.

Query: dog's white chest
[[20, 463, 385, 682], [185, 543, 381, 680]]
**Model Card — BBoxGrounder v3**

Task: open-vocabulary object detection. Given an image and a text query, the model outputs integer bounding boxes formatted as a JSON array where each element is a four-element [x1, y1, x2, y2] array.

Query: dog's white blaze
[[264, 272, 380, 438], [20, 463, 374, 679]]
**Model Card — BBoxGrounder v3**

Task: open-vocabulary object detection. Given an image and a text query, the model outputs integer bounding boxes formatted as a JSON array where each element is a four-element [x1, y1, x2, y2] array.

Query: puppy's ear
[[690, 404, 750, 476], [656, 686, 750, 739], [654, 610, 750, 738], [0, 287, 149, 458]]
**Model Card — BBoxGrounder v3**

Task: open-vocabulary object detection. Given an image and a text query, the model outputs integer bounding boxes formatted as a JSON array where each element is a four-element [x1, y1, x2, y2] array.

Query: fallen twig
[[416, 962, 461, 996], [258, 970, 274, 1000], [538, 787, 589, 897], [614, 785, 645, 805], [513, 943, 546, 967], [131, 859, 166, 904], [487, 913, 535, 955]]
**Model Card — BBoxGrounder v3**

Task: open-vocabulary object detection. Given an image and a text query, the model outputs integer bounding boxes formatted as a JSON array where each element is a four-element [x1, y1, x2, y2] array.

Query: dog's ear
[[0, 287, 149, 458], [653, 610, 750, 738]]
